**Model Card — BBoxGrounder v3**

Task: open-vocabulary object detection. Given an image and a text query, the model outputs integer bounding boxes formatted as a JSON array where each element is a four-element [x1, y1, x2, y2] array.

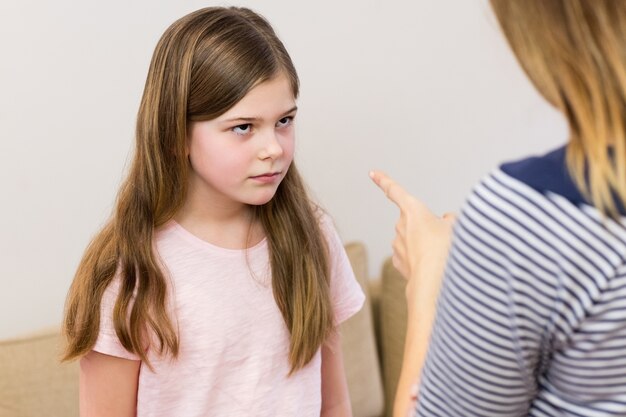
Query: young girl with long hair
[[372, 0, 626, 416], [62, 7, 364, 416]]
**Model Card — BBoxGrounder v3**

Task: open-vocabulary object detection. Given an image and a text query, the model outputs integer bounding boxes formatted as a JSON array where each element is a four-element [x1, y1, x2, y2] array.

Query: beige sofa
[[0, 242, 408, 417]]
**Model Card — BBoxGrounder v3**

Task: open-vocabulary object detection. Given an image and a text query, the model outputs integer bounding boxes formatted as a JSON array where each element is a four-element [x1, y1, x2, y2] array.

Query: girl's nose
[[258, 131, 284, 160]]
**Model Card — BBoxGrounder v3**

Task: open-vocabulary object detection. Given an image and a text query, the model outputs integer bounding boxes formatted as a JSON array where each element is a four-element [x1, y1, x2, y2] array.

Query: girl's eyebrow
[[221, 106, 298, 123]]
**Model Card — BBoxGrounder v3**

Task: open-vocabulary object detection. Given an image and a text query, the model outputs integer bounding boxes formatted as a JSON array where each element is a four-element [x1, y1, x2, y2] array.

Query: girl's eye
[[232, 124, 251, 135], [276, 116, 293, 128]]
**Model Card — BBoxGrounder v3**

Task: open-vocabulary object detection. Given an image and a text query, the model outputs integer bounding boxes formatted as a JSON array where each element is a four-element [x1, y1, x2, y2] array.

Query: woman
[[372, 1, 626, 416]]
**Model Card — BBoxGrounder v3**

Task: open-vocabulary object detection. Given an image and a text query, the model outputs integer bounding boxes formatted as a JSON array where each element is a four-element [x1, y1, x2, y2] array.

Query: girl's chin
[[245, 192, 279, 207]]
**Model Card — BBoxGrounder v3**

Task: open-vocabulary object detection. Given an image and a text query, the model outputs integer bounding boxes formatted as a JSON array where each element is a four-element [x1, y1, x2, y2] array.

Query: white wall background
[[0, 0, 567, 339]]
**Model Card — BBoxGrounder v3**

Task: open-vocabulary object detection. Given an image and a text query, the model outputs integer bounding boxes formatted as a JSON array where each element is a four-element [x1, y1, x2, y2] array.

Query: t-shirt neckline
[[166, 220, 268, 255]]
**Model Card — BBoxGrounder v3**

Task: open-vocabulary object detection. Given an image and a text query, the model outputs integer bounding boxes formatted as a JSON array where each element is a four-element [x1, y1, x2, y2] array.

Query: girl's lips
[[250, 172, 281, 184]]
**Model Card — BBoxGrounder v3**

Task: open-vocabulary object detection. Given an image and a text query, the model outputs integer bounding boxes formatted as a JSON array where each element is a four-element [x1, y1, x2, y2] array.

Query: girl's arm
[[320, 330, 353, 417], [79, 350, 140, 417]]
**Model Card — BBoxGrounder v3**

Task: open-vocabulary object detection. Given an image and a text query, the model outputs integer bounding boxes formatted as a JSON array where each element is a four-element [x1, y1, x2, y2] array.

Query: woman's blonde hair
[[490, 0, 626, 217], [62, 7, 333, 374]]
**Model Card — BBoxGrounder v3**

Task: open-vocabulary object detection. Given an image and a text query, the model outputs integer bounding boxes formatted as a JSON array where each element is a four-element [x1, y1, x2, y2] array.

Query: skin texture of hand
[[369, 171, 455, 286], [369, 170, 455, 417]]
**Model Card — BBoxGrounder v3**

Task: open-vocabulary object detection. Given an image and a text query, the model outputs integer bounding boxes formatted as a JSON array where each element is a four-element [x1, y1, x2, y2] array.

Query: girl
[[373, 0, 626, 416], [62, 7, 364, 417]]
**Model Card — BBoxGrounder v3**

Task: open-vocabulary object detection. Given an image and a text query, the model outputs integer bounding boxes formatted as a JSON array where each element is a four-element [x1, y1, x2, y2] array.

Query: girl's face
[[185, 73, 297, 210]]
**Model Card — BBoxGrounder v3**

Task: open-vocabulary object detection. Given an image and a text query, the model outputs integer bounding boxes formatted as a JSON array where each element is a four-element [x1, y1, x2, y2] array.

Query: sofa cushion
[[340, 242, 385, 417], [0, 327, 78, 417], [379, 259, 408, 417]]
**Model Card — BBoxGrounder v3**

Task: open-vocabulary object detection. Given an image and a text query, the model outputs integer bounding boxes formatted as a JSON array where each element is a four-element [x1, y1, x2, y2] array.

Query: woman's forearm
[[393, 263, 443, 417]]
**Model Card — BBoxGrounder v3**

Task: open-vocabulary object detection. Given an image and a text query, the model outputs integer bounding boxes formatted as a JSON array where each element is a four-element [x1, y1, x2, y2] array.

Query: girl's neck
[[173, 197, 264, 250]]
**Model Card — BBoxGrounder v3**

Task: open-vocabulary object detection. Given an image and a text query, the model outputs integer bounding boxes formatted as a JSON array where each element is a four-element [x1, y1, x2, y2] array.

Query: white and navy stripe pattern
[[416, 147, 626, 416]]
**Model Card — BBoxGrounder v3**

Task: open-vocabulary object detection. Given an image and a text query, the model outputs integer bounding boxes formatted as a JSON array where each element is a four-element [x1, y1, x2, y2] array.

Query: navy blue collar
[[500, 145, 625, 215]]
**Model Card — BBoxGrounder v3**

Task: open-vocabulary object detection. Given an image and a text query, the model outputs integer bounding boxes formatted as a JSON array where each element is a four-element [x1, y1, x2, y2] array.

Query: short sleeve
[[92, 275, 141, 361], [320, 213, 366, 325]]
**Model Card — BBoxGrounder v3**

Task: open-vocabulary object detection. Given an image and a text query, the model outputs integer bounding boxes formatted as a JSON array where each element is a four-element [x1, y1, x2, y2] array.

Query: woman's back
[[417, 146, 626, 416]]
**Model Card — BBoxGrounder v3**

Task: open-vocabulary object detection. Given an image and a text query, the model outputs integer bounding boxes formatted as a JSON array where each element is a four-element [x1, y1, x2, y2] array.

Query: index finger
[[369, 170, 410, 208]]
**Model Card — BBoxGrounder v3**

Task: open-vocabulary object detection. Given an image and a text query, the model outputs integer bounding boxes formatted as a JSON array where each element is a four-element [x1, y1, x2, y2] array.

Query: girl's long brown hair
[[62, 7, 333, 374], [490, 0, 626, 217]]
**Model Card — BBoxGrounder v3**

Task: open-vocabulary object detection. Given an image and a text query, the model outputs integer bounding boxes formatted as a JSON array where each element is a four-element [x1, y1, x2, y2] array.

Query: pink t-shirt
[[93, 214, 365, 416]]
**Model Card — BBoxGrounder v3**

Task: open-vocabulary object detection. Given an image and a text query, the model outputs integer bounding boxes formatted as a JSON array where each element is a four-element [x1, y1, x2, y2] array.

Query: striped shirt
[[416, 146, 626, 416]]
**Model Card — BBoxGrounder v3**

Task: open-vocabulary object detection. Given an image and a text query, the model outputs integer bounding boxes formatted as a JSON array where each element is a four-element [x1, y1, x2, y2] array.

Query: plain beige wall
[[0, 0, 566, 338]]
